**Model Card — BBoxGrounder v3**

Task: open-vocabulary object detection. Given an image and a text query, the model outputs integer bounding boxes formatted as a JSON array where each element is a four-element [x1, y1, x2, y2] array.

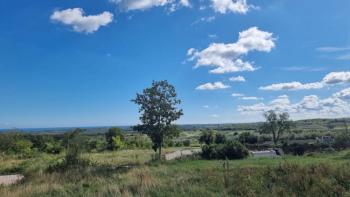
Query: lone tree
[[260, 110, 292, 146], [132, 80, 183, 159]]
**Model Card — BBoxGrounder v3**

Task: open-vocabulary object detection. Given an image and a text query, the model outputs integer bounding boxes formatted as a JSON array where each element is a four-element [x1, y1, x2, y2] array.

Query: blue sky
[[1, 0, 350, 128]]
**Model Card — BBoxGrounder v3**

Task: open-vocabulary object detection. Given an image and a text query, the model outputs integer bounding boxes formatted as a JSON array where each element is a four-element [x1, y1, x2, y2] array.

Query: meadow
[[1, 148, 350, 197]]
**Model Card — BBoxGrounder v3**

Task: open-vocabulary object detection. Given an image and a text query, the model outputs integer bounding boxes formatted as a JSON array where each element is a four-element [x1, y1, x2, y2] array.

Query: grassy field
[[1, 148, 350, 197]]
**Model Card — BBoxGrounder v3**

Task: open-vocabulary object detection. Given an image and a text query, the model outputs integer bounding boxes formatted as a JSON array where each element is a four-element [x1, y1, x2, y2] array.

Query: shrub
[[105, 127, 125, 150], [202, 140, 249, 160], [215, 133, 227, 144], [183, 140, 191, 147], [238, 132, 258, 144], [199, 130, 216, 145], [333, 132, 350, 150]]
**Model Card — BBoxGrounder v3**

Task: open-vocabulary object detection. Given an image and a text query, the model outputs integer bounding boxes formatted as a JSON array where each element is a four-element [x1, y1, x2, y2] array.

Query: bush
[[238, 132, 258, 144], [183, 140, 191, 147], [202, 140, 249, 160], [333, 132, 350, 150], [199, 130, 216, 145]]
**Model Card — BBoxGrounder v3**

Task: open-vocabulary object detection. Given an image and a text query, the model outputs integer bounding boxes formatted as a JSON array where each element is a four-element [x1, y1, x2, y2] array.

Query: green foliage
[[215, 133, 227, 144], [202, 140, 249, 160], [64, 129, 86, 166], [125, 134, 152, 149], [132, 80, 183, 159], [183, 139, 191, 147], [334, 131, 350, 149], [105, 127, 125, 150], [199, 130, 216, 145], [238, 132, 258, 144], [112, 136, 125, 150], [260, 110, 293, 146]]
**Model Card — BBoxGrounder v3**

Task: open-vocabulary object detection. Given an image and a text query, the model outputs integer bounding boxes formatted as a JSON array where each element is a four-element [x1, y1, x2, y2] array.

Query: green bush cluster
[[200, 131, 249, 160]]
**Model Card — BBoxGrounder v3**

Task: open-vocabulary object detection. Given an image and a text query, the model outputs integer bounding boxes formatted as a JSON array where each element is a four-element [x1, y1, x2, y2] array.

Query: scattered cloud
[[335, 53, 350, 60], [282, 66, 324, 72], [191, 16, 216, 25], [260, 71, 350, 91], [211, 114, 219, 118], [203, 105, 210, 108], [229, 75, 245, 82], [180, 0, 191, 7], [232, 93, 244, 97], [50, 8, 113, 34], [238, 91, 350, 118], [208, 34, 218, 39], [240, 96, 263, 100], [231, 93, 262, 100], [316, 46, 350, 53], [196, 82, 230, 90], [210, 0, 256, 14], [188, 27, 275, 74], [110, 0, 190, 12], [259, 81, 324, 91]]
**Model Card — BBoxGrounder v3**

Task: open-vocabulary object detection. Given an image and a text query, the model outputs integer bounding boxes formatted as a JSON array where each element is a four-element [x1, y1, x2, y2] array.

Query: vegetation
[[1, 109, 350, 196], [132, 80, 183, 159], [260, 110, 293, 146]]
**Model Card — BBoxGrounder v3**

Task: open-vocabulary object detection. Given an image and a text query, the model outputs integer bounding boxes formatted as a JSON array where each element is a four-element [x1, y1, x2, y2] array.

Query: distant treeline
[[1, 117, 349, 134]]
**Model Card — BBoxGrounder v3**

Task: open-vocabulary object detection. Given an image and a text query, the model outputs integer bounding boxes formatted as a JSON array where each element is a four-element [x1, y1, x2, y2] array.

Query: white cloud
[[316, 46, 350, 53], [238, 91, 350, 119], [322, 72, 350, 84], [229, 75, 245, 82], [240, 96, 263, 100], [259, 81, 324, 91], [110, 0, 169, 11], [260, 71, 350, 91], [196, 82, 230, 90], [232, 93, 244, 97], [211, 0, 255, 14], [211, 114, 219, 118], [188, 27, 275, 74], [203, 105, 210, 108], [336, 53, 350, 60], [180, 0, 191, 7], [50, 8, 113, 34], [333, 87, 350, 100], [110, 0, 190, 12]]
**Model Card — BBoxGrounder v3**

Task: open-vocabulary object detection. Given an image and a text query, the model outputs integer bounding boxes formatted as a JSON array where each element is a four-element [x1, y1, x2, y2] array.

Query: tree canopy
[[132, 80, 183, 159]]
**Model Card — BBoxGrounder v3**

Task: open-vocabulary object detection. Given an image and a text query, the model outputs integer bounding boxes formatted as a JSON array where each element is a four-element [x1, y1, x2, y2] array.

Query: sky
[[0, 0, 350, 128]]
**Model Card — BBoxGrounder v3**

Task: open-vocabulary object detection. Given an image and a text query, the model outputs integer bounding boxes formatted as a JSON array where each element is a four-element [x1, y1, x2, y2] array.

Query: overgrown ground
[[1, 149, 350, 197]]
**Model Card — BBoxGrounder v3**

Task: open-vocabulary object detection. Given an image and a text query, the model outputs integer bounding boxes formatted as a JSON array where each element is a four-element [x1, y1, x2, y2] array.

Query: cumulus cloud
[[260, 71, 350, 91], [50, 8, 113, 34], [211, 0, 255, 14], [238, 90, 350, 118], [196, 82, 230, 90], [333, 87, 350, 100], [229, 75, 245, 82], [188, 27, 275, 74], [322, 71, 350, 84]]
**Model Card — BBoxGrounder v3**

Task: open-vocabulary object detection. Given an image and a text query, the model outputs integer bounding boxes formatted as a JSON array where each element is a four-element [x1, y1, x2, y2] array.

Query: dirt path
[[0, 174, 24, 186]]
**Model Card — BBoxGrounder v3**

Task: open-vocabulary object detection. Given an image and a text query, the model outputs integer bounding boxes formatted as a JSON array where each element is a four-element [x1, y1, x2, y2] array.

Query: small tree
[[260, 110, 292, 146], [132, 80, 183, 159]]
